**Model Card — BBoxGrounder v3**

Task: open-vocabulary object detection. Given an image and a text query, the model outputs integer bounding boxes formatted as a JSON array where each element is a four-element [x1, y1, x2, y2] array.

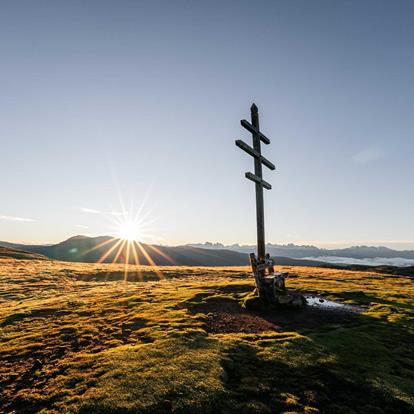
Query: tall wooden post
[[235, 103, 275, 299], [251, 104, 265, 260], [235, 106, 297, 305]]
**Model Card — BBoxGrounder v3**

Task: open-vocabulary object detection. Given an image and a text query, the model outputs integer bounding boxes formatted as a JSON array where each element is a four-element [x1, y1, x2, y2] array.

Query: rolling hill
[[0, 246, 48, 260], [0, 236, 251, 266]]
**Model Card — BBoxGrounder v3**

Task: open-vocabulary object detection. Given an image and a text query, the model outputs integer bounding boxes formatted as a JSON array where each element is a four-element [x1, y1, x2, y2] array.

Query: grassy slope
[[0, 247, 48, 261], [0, 258, 413, 414]]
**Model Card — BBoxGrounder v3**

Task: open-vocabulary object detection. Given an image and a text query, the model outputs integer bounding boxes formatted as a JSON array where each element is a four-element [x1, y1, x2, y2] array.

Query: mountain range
[[2, 235, 414, 265], [188, 242, 414, 259], [2, 237, 414, 276], [0, 236, 250, 266]]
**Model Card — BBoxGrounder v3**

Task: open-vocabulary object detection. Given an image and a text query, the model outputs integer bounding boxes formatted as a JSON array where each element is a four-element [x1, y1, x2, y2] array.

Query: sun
[[80, 199, 175, 280], [118, 220, 142, 241]]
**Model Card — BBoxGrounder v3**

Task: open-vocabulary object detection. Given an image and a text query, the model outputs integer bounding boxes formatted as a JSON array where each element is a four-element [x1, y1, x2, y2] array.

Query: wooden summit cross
[[236, 104, 295, 304]]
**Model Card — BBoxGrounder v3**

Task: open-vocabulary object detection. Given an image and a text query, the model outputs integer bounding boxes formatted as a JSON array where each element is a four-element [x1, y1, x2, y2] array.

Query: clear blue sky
[[1, 0, 413, 248]]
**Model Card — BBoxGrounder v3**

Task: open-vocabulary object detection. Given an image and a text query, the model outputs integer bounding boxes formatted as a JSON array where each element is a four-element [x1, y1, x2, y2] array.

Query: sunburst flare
[[85, 199, 169, 282]]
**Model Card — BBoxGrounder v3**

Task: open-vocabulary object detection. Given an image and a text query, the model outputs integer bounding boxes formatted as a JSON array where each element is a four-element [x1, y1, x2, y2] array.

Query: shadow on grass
[[219, 310, 414, 414]]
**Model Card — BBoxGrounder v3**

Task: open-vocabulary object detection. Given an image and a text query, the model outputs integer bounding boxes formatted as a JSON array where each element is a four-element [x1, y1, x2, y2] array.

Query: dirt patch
[[189, 298, 361, 334], [191, 300, 276, 334]]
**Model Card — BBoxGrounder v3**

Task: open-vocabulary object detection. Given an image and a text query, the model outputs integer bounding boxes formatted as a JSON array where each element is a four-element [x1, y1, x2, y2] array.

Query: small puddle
[[304, 295, 361, 313]]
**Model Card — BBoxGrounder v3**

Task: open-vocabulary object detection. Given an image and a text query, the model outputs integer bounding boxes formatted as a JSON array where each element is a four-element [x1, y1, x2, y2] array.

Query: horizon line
[[3, 234, 414, 251]]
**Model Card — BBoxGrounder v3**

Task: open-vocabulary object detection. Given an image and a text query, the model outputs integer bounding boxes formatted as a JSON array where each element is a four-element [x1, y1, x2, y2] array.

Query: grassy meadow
[[0, 257, 413, 413]]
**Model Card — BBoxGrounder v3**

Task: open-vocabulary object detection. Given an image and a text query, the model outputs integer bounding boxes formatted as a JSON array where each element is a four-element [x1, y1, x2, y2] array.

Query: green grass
[[0, 258, 413, 413]]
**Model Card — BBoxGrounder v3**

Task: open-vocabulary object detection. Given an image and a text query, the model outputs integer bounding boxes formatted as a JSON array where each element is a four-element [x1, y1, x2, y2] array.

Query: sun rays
[[80, 196, 175, 282]]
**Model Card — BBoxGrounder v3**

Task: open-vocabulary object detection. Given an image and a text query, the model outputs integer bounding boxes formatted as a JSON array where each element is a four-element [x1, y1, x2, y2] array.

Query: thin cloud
[[352, 148, 383, 164], [107, 211, 125, 216], [75, 224, 89, 229], [81, 207, 126, 216], [81, 208, 101, 214], [0, 214, 35, 222]]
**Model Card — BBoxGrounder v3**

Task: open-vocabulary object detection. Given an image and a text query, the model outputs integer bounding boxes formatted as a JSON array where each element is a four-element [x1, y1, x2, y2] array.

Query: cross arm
[[245, 172, 272, 190], [240, 120, 270, 144], [235, 140, 275, 170]]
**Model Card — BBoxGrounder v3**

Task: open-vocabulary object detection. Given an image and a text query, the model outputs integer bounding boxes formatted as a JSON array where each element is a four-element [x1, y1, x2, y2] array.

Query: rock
[[277, 294, 294, 304], [292, 295, 306, 307], [276, 292, 306, 307]]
